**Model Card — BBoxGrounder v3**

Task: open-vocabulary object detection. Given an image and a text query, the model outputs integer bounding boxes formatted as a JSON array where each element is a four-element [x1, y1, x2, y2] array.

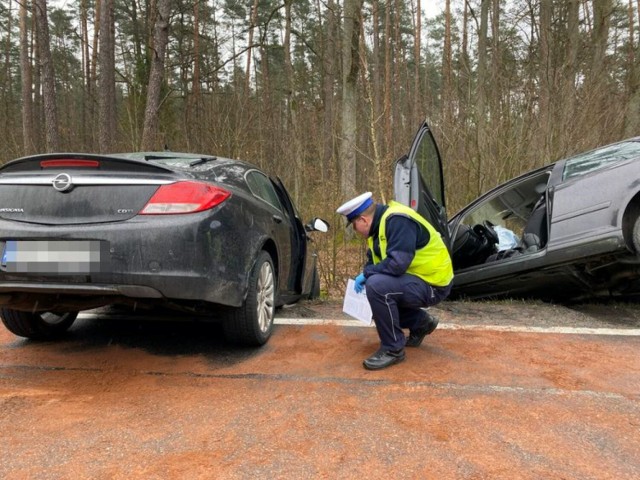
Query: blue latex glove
[[354, 273, 366, 294]]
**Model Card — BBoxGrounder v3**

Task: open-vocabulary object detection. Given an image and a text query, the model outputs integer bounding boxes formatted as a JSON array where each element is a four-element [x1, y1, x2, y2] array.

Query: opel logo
[[52, 173, 73, 192]]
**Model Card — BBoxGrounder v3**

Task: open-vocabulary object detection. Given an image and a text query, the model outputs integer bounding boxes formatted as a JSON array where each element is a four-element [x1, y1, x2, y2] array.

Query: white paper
[[342, 279, 373, 325]]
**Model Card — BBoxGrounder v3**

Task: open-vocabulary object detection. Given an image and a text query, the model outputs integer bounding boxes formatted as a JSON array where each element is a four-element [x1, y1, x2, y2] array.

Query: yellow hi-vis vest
[[367, 201, 454, 287]]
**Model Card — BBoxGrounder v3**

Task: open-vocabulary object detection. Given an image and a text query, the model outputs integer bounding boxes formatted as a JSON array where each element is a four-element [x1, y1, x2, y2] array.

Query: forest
[[0, 0, 638, 295]]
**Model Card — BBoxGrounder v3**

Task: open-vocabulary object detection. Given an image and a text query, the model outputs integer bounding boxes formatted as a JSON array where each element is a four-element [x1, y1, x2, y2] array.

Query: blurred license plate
[[1, 240, 110, 274]]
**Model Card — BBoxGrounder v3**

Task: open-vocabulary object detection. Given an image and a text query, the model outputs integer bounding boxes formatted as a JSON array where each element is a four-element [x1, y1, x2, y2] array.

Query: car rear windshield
[[562, 140, 640, 181]]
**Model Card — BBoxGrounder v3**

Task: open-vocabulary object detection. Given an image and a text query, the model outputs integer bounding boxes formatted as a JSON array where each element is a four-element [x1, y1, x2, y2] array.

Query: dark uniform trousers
[[365, 273, 452, 351]]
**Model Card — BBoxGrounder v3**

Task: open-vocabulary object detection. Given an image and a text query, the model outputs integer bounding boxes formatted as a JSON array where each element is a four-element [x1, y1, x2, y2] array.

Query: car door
[[272, 177, 311, 297], [245, 171, 293, 295], [393, 121, 450, 245]]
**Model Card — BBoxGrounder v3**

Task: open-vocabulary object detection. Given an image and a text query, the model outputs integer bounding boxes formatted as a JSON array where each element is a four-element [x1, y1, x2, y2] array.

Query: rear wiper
[[189, 156, 217, 167]]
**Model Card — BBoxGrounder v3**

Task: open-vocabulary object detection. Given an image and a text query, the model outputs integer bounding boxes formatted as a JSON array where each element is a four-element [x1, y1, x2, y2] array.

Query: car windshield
[[562, 140, 640, 181]]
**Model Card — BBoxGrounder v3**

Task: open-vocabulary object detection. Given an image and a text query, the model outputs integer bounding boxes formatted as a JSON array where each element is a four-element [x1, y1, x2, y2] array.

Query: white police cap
[[336, 192, 374, 224]]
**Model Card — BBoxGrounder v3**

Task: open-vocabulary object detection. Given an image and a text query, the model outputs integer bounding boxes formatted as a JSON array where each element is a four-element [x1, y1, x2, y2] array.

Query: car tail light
[[41, 159, 100, 168], [140, 181, 231, 214]]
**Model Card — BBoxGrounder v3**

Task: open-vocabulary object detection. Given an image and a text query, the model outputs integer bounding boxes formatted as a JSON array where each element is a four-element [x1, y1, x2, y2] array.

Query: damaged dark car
[[395, 122, 640, 302], [0, 152, 328, 345]]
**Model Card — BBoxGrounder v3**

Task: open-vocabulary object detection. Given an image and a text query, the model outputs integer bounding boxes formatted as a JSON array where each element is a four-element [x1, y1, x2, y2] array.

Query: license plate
[[1, 240, 110, 274]]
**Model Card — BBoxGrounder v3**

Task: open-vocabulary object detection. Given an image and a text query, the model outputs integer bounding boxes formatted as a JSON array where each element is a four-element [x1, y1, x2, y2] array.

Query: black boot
[[363, 348, 406, 370], [406, 311, 439, 347]]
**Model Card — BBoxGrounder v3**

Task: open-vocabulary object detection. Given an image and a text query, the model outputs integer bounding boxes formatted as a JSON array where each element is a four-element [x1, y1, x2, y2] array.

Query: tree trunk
[[91, 0, 100, 91], [476, 0, 490, 128], [490, 0, 501, 123], [459, 0, 470, 123], [283, 0, 302, 200], [320, 0, 337, 180], [539, 0, 551, 159], [624, 0, 640, 136], [381, 0, 393, 153], [20, 0, 34, 155], [141, 0, 171, 151], [560, 0, 580, 148], [474, 0, 490, 195], [339, 0, 364, 200], [371, 1, 381, 135], [3, 0, 13, 130], [383, 1, 392, 156], [588, 0, 612, 139], [33, 0, 59, 152], [80, 0, 91, 148], [442, 0, 453, 128], [31, 1, 42, 151], [244, 0, 259, 96], [359, 20, 384, 201], [98, 0, 116, 152], [413, 0, 421, 127], [191, 1, 202, 128]]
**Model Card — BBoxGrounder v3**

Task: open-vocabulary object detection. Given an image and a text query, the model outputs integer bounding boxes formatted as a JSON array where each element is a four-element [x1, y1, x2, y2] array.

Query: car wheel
[[308, 266, 321, 300], [0, 308, 78, 340], [633, 217, 640, 253], [224, 251, 275, 346]]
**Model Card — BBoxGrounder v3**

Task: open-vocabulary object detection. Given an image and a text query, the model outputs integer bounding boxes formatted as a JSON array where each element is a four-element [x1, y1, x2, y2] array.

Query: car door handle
[[272, 215, 283, 223]]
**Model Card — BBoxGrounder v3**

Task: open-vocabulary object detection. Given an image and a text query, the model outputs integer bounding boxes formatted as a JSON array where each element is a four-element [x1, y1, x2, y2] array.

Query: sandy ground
[[0, 298, 639, 479]]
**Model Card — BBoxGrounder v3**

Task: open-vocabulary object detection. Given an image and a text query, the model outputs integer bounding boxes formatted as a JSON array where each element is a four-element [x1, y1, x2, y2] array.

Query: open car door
[[393, 121, 450, 246], [272, 176, 313, 295]]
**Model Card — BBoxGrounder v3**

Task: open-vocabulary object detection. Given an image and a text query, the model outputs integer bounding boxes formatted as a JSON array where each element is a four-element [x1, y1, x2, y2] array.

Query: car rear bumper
[[0, 212, 251, 309]]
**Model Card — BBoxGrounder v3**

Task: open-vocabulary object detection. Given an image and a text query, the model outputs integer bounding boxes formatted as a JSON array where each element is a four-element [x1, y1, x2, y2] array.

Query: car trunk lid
[[0, 154, 181, 225]]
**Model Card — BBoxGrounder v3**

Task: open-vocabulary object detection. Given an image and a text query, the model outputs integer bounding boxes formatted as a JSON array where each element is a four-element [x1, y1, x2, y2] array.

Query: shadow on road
[[14, 310, 269, 366]]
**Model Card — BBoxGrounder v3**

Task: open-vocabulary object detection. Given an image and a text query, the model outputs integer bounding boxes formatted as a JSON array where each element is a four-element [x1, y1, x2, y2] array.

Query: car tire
[[224, 251, 275, 346], [0, 308, 78, 340], [633, 217, 640, 253], [308, 265, 321, 300]]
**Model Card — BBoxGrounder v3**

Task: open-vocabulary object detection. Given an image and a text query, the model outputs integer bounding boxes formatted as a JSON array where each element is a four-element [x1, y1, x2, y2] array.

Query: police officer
[[336, 192, 454, 370]]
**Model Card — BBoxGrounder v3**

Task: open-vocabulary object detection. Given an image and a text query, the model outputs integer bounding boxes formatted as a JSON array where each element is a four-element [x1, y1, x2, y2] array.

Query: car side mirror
[[306, 218, 329, 233]]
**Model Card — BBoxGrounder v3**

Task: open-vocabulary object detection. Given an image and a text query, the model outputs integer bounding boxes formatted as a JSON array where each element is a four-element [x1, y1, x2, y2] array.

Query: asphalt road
[[0, 302, 639, 479]]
